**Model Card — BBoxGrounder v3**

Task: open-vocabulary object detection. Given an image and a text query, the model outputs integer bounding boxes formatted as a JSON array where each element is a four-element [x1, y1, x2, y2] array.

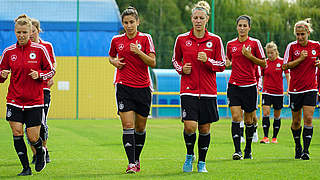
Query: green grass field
[[0, 118, 319, 179]]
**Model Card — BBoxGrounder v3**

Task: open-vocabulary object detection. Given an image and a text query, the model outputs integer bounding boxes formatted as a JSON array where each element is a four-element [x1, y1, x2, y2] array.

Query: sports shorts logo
[[6, 108, 12, 118], [186, 40, 192, 47], [312, 49, 316, 55], [232, 47, 237, 53], [119, 101, 124, 110], [11, 55, 17, 61], [182, 109, 187, 118], [118, 44, 124, 51], [294, 50, 300, 56], [206, 41, 213, 48], [29, 53, 36, 59]]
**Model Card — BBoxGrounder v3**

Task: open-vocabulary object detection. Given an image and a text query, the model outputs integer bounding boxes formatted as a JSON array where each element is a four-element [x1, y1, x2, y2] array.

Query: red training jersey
[[0, 40, 55, 108], [109, 31, 156, 88], [283, 40, 320, 93], [172, 29, 226, 97], [262, 57, 289, 95], [39, 39, 56, 90], [226, 37, 265, 86]]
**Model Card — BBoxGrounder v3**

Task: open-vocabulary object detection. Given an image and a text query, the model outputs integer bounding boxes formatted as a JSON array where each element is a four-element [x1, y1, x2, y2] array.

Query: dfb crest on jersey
[[312, 49, 316, 55], [11, 55, 17, 61], [118, 44, 124, 51], [6, 108, 12, 118], [182, 109, 187, 118], [29, 53, 36, 59], [137, 43, 142, 50], [232, 47, 237, 53], [119, 101, 124, 110], [294, 50, 300, 56], [206, 41, 213, 48], [276, 63, 281, 67], [186, 40, 192, 47]]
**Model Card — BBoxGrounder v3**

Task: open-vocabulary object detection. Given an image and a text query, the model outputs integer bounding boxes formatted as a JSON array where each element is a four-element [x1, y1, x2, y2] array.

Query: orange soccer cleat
[[260, 137, 270, 144]]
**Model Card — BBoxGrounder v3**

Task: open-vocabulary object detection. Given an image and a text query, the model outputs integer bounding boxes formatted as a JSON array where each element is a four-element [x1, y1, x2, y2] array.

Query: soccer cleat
[[31, 155, 36, 164], [295, 146, 302, 159], [232, 152, 243, 160], [260, 137, 270, 144], [17, 167, 32, 176], [183, 154, 194, 172], [197, 161, 208, 173], [135, 161, 140, 172], [46, 149, 51, 163], [301, 152, 310, 160], [271, 138, 278, 144], [244, 151, 253, 159], [35, 147, 46, 172], [126, 163, 137, 174], [253, 131, 258, 143]]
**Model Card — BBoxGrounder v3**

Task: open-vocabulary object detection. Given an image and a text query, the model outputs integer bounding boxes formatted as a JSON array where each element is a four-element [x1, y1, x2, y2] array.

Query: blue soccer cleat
[[183, 154, 194, 172], [197, 161, 208, 173]]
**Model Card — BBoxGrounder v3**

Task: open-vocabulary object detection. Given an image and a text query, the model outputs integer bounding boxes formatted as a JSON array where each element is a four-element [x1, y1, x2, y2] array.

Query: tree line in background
[[115, 0, 320, 69]]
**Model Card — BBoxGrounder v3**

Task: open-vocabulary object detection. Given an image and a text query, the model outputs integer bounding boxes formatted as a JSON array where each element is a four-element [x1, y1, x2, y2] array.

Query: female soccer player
[[260, 42, 290, 144], [282, 18, 320, 160], [226, 15, 266, 160], [28, 18, 57, 164], [172, 1, 225, 172], [0, 14, 55, 176], [108, 6, 156, 173]]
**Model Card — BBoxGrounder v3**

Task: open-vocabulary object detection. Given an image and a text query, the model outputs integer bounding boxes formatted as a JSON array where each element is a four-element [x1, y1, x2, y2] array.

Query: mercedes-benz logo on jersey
[[6, 108, 12, 118], [11, 55, 17, 61], [186, 40, 192, 47], [137, 43, 142, 50], [232, 47, 237, 52], [29, 53, 36, 59], [276, 63, 281, 67], [294, 50, 300, 56], [118, 44, 124, 51], [312, 49, 316, 55], [182, 109, 187, 118], [119, 101, 124, 110], [206, 41, 213, 48]]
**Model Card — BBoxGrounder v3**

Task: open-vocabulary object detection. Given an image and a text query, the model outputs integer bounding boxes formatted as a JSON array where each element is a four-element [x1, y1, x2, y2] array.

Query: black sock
[[123, 129, 135, 164], [291, 127, 302, 149], [262, 116, 270, 138], [31, 137, 43, 155], [231, 121, 241, 153], [240, 127, 244, 138], [245, 124, 255, 153], [302, 126, 313, 153], [198, 133, 210, 162], [13, 136, 29, 170], [135, 130, 146, 162], [272, 118, 281, 138], [183, 131, 196, 155]]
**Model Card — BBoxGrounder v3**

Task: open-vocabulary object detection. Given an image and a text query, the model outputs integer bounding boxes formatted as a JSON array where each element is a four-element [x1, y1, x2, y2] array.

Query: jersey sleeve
[[108, 37, 117, 57], [226, 42, 232, 60], [172, 36, 184, 74], [38, 46, 55, 80], [283, 43, 293, 64], [205, 37, 226, 72], [144, 34, 156, 55], [0, 48, 10, 83], [254, 40, 266, 59]]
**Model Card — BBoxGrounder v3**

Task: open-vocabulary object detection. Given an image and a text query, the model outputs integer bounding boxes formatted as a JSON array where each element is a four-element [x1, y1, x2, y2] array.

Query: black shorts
[[116, 83, 152, 117], [227, 84, 257, 113], [262, 94, 283, 110], [289, 91, 317, 112], [180, 95, 219, 125], [6, 105, 43, 128]]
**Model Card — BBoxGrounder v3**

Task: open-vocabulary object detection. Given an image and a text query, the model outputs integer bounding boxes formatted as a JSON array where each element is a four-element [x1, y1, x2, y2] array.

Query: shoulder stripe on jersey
[[140, 33, 156, 53], [40, 39, 57, 64], [208, 33, 226, 63], [249, 37, 266, 58], [0, 44, 16, 65], [172, 35, 183, 72], [283, 41, 297, 64]]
